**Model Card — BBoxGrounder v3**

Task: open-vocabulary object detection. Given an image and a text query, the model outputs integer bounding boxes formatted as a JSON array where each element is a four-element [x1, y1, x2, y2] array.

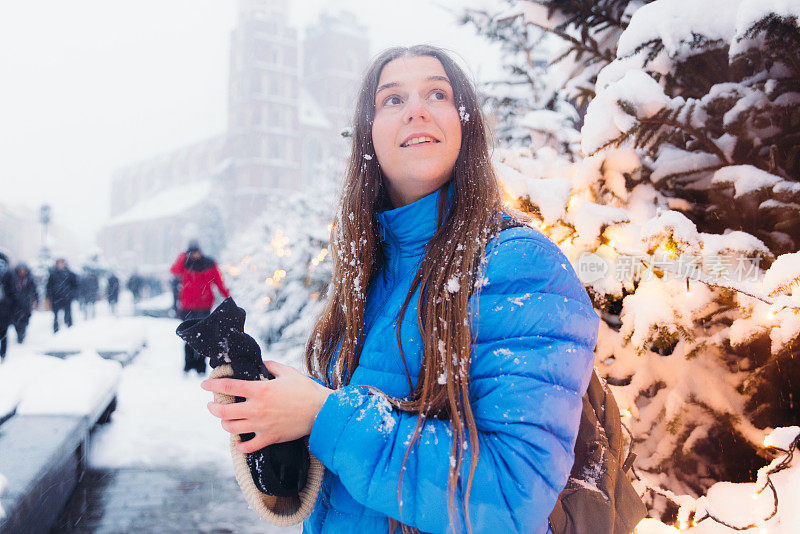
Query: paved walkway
[[53, 467, 301, 533]]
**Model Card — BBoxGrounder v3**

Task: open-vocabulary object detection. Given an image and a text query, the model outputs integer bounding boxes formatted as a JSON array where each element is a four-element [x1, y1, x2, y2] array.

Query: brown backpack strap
[[498, 217, 526, 232]]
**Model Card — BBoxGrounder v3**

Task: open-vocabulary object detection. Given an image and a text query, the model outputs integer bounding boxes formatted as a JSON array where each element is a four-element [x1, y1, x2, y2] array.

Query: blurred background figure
[[46, 258, 78, 333], [12, 263, 38, 343], [79, 266, 100, 320], [170, 241, 230, 374], [106, 272, 120, 315], [170, 275, 181, 318], [0, 252, 18, 362], [126, 270, 144, 304]]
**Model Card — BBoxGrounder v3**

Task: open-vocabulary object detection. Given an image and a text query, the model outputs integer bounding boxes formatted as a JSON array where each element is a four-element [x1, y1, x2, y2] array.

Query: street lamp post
[[38, 204, 51, 265]]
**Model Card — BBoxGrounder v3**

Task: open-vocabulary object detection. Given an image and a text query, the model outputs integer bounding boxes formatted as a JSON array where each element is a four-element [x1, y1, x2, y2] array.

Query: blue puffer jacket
[[305, 186, 599, 534]]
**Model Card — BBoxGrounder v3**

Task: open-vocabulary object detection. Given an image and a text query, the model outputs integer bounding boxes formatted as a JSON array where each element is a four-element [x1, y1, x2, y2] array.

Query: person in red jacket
[[170, 241, 230, 374]]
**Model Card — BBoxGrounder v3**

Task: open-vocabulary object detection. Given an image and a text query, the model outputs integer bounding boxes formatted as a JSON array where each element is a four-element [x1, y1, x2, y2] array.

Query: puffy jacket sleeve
[[308, 231, 599, 534], [170, 253, 186, 277]]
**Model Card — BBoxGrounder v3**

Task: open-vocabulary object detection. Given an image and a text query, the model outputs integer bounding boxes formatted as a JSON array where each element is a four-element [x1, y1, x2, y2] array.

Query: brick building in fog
[[99, 0, 369, 271]]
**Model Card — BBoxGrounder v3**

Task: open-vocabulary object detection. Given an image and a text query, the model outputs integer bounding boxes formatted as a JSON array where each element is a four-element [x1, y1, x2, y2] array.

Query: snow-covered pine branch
[[584, 0, 800, 253], [472, 1, 800, 522]]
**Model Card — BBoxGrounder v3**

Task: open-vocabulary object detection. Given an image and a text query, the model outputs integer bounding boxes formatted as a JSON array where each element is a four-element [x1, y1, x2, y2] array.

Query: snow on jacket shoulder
[[305, 188, 598, 534]]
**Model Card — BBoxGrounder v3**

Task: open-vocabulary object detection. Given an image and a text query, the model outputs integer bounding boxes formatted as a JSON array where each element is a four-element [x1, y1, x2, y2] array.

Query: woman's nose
[[404, 96, 430, 123]]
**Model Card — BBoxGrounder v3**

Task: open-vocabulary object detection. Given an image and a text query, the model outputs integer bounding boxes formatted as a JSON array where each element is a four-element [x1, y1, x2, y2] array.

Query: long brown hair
[[305, 45, 505, 534]]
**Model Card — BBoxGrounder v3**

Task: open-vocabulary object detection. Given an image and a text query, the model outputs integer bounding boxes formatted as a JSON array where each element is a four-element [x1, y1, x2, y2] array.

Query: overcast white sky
[[0, 0, 504, 247]]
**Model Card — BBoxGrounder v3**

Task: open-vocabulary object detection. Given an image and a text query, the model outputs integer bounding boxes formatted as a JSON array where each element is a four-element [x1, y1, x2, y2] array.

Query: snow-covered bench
[[41, 317, 147, 365], [134, 291, 175, 318], [0, 415, 89, 533], [0, 353, 121, 533]]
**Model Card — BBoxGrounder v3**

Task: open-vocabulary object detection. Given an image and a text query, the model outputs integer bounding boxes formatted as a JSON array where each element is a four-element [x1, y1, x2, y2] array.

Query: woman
[[202, 45, 598, 534]]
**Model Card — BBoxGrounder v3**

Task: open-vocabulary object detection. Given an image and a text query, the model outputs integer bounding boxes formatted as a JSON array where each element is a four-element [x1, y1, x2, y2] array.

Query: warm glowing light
[[623, 409, 632, 418], [659, 239, 679, 260], [502, 196, 519, 209], [752, 491, 759, 500], [764, 434, 773, 448], [271, 229, 292, 257], [567, 196, 579, 211], [766, 310, 777, 320], [311, 248, 329, 267], [263, 296, 271, 305]]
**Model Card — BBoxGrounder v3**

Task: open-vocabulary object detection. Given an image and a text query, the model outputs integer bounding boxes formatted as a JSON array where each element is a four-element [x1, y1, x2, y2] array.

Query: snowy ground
[[0, 300, 300, 533], [87, 316, 233, 470]]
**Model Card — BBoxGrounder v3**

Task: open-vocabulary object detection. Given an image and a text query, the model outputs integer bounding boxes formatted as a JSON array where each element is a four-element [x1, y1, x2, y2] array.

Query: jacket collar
[[376, 182, 454, 257]]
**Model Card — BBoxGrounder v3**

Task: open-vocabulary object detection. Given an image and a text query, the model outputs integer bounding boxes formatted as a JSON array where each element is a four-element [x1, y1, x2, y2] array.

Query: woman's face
[[372, 55, 462, 208]]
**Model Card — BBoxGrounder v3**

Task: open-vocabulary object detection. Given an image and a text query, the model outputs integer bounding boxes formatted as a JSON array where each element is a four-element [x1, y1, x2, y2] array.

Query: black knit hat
[[186, 240, 202, 254]]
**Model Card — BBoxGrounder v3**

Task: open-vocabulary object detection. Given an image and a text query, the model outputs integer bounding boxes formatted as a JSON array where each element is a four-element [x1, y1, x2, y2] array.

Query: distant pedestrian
[[78, 267, 100, 320], [106, 273, 120, 315], [126, 271, 144, 303], [0, 253, 18, 362], [46, 258, 78, 333], [12, 263, 38, 344], [170, 241, 230, 374]]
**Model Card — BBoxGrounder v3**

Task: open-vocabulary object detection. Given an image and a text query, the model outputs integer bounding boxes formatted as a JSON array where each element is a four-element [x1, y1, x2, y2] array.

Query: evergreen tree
[[460, 0, 653, 153], [220, 168, 338, 366], [465, 0, 800, 523]]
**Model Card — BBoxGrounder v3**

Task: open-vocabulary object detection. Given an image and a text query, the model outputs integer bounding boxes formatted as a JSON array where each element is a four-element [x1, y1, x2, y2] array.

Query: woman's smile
[[400, 133, 440, 147]]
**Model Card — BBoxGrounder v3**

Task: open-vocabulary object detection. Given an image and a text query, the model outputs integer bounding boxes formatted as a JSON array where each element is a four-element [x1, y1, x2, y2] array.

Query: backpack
[[498, 219, 646, 534], [548, 371, 647, 534]]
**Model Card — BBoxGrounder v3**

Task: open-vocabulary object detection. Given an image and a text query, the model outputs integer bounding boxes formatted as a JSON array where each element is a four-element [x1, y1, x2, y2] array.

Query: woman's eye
[[384, 95, 402, 106], [430, 91, 447, 101]]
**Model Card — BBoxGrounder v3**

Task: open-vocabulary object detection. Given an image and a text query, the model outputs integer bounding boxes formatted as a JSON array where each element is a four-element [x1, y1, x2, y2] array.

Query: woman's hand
[[201, 360, 333, 454]]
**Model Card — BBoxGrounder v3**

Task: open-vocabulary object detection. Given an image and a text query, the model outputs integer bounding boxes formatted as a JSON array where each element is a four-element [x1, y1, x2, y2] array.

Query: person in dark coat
[[0, 253, 18, 362], [106, 273, 120, 315], [12, 263, 38, 344], [170, 241, 230, 374], [126, 271, 144, 303], [78, 267, 100, 320], [46, 258, 78, 333]]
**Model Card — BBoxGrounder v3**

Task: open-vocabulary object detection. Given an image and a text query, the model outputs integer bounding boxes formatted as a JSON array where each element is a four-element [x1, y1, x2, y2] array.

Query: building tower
[[300, 11, 369, 186], [224, 0, 301, 230], [302, 11, 369, 134]]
